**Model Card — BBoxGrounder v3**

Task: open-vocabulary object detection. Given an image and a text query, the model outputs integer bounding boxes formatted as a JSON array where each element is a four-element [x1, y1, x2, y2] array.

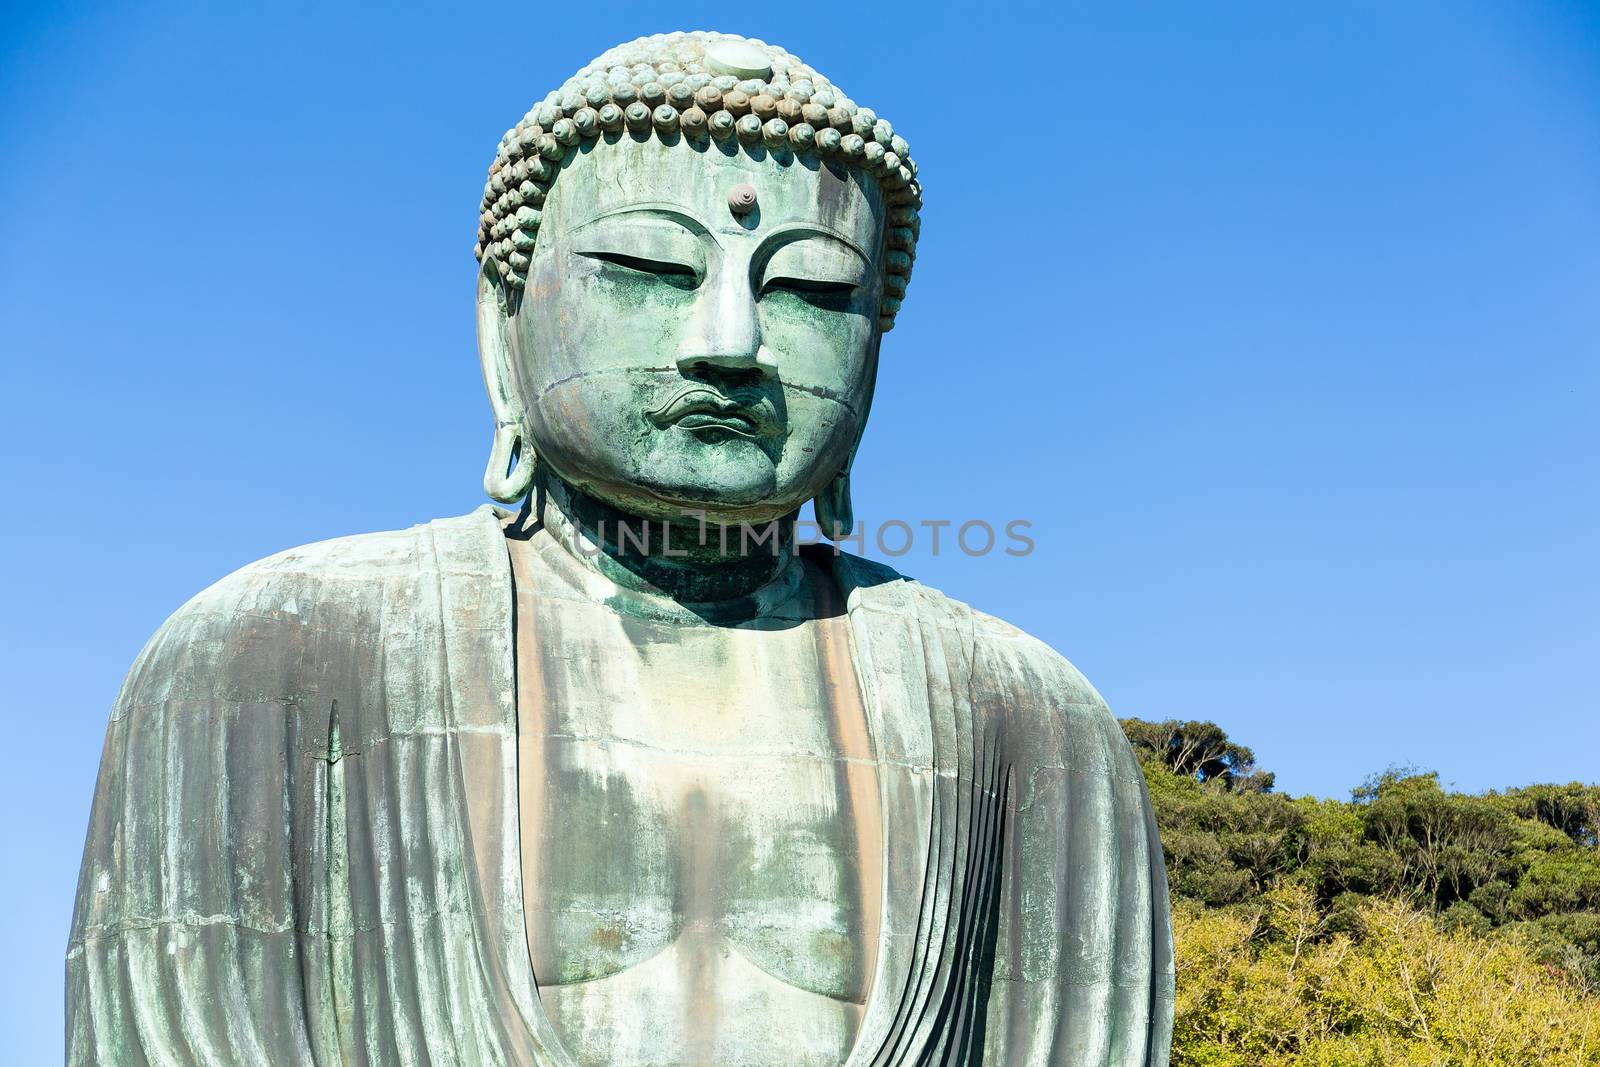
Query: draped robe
[[68, 507, 1174, 1065]]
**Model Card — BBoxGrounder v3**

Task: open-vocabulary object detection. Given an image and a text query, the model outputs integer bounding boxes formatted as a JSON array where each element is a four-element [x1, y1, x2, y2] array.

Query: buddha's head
[[475, 33, 921, 536]]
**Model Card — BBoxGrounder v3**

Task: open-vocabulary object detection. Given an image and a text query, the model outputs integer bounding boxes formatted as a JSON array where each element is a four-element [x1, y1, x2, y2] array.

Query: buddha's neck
[[535, 471, 797, 606]]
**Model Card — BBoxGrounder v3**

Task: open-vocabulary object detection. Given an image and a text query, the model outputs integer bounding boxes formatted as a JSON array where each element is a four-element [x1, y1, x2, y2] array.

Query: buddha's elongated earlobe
[[483, 422, 536, 504], [477, 263, 537, 504], [814, 470, 854, 541]]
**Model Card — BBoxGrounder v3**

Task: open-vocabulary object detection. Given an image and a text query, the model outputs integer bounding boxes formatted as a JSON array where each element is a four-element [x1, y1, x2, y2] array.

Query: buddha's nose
[[674, 266, 776, 379]]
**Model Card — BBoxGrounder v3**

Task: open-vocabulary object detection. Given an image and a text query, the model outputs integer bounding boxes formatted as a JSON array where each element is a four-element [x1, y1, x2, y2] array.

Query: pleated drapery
[[68, 507, 1172, 1065]]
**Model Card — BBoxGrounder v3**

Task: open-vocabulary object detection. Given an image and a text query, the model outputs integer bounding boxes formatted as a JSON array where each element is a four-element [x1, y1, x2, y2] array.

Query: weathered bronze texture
[[68, 29, 1173, 1067]]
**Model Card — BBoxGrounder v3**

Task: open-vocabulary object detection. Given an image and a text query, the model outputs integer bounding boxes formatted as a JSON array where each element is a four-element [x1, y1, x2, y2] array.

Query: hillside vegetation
[[1121, 718, 1600, 1066]]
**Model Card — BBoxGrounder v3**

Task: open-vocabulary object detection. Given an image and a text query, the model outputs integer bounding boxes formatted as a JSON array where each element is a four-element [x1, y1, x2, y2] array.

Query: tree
[[1356, 770, 1518, 909], [1496, 782, 1600, 848], [1119, 718, 1600, 1002], [1170, 892, 1600, 1066], [1120, 718, 1275, 793]]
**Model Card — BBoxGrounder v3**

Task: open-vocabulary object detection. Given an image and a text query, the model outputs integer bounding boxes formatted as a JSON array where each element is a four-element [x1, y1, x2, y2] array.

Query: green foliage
[[1358, 770, 1517, 908], [1508, 849, 1600, 918], [1121, 718, 1600, 1061], [1497, 782, 1600, 848], [1172, 890, 1600, 1066], [1122, 718, 1275, 793]]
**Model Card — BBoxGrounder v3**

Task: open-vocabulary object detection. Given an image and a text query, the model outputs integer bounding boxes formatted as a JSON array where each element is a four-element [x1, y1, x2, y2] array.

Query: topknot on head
[[475, 31, 921, 332]]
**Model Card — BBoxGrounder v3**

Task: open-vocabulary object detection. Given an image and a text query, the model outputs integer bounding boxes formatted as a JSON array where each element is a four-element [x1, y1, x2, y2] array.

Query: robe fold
[[68, 506, 1174, 1065]]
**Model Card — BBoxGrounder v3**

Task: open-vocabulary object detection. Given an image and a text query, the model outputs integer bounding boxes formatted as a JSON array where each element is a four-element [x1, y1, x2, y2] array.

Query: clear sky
[[4, 2, 1598, 1059]]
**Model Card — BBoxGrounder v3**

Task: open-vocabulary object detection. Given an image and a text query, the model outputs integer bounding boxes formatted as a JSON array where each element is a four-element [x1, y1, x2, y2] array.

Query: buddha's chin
[[622, 431, 796, 523], [555, 455, 793, 527], [626, 465, 790, 526]]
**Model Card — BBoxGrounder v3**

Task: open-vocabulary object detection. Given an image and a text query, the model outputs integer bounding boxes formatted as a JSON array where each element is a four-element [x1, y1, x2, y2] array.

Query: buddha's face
[[503, 136, 885, 524]]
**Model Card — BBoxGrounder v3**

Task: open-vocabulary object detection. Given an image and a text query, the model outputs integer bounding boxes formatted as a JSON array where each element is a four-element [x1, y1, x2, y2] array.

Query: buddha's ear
[[476, 261, 537, 504], [815, 331, 881, 541]]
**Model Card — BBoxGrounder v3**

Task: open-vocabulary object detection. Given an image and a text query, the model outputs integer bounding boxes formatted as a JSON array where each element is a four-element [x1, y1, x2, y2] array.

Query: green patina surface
[[67, 29, 1173, 1067]]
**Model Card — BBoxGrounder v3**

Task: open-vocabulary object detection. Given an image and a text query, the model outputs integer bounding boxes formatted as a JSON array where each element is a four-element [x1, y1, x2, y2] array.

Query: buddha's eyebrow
[[573, 203, 714, 241], [755, 222, 871, 265]]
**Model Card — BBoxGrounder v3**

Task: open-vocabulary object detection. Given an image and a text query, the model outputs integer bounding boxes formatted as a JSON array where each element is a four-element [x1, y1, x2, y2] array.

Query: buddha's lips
[[646, 387, 777, 438]]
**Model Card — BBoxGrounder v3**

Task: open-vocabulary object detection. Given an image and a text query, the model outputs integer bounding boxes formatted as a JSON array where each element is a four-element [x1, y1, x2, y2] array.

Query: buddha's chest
[[515, 593, 882, 1029], [523, 722, 876, 999]]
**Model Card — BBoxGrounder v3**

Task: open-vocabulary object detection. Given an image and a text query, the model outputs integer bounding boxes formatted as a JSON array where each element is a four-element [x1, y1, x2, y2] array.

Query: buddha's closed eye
[[761, 275, 861, 310], [762, 277, 858, 295], [758, 234, 869, 310], [582, 250, 700, 290]]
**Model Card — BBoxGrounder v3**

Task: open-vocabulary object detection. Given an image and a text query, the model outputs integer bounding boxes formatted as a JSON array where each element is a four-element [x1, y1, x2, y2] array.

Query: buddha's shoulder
[[830, 550, 1109, 714], [175, 507, 504, 615], [130, 508, 508, 675]]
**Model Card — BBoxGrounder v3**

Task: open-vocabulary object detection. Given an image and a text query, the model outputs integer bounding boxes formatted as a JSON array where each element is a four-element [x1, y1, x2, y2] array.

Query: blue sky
[[3, 2, 1598, 1058]]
